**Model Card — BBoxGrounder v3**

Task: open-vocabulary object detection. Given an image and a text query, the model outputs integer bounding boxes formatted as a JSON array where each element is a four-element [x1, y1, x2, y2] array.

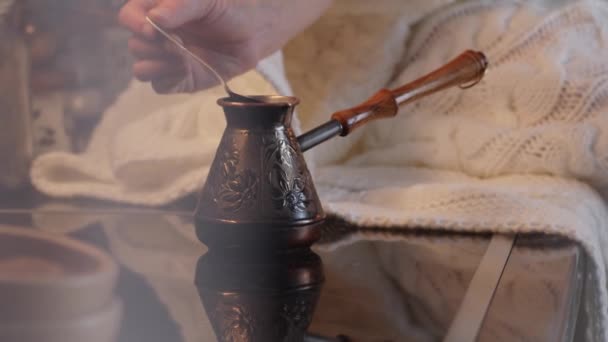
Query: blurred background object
[[0, 0, 133, 191], [0, 226, 122, 342], [0, 0, 33, 190], [24, 0, 132, 155]]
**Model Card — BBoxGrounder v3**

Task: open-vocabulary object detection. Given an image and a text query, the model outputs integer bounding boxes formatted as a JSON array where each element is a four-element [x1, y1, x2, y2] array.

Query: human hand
[[118, 0, 332, 93]]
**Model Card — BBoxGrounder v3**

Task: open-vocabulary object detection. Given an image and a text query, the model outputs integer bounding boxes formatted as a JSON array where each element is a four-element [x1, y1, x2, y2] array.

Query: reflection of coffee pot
[[195, 50, 488, 250], [196, 250, 326, 342]]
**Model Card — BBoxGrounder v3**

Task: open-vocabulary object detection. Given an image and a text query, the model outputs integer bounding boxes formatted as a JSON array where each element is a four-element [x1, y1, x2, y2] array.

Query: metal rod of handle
[[297, 120, 343, 152]]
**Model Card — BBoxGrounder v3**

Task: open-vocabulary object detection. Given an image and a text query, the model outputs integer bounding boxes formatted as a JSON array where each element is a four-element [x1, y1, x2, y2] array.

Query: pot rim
[[218, 95, 300, 107]]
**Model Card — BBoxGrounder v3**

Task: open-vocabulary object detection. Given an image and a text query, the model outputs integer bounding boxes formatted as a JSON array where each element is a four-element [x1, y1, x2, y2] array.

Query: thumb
[[149, 0, 219, 29]]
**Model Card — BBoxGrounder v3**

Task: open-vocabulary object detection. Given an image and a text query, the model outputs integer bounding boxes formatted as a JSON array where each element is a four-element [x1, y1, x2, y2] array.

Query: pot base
[[195, 219, 323, 251]]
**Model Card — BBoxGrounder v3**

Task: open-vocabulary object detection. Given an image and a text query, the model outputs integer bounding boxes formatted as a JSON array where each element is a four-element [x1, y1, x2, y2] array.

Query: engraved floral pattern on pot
[[213, 139, 258, 212], [263, 130, 310, 213], [276, 176, 307, 212], [213, 303, 254, 342]]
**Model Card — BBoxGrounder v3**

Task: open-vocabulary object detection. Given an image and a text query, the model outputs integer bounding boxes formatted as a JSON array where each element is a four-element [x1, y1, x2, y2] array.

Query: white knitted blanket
[[30, 0, 608, 340]]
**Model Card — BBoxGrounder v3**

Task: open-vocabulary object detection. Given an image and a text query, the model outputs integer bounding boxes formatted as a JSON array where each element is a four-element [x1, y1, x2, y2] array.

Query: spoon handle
[[330, 50, 488, 136], [145, 17, 228, 90]]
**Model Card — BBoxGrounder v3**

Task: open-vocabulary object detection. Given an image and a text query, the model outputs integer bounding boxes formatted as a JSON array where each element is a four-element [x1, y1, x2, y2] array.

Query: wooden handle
[[330, 50, 487, 136], [330, 89, 398, 136], [391, 50, 488, 104]]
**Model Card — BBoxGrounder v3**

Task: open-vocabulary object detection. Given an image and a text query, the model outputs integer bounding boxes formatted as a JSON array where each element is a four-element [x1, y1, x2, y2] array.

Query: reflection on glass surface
[[0, 201, 586, 342], [478, 236, 585, 342], [196, 249, 324, 341]]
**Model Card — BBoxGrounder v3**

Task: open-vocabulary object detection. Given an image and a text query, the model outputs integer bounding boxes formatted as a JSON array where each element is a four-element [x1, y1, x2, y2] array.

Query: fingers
[[132, 58, 186, 82], [128, 37, 177, 59], [149, 0, 218, 29], [151, 74, 190, 94], [118, 0, 158, 39], [120, 0, 191, 87], [128, 35, 187, 85], [119, 0, 216, 39]]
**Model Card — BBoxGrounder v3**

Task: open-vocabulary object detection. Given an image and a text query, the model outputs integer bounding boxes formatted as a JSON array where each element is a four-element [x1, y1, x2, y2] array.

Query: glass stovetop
[[0, 190, 586, 342]]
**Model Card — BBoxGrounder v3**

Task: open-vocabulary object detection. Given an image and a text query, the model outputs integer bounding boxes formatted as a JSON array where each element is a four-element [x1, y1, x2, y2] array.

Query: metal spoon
[[145, 16, 260, 103]]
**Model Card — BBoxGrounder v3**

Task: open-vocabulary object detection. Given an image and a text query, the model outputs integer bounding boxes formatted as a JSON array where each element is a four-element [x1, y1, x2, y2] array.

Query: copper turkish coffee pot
[[195, 51, 487, 342], [194, 50, 488, 251]]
